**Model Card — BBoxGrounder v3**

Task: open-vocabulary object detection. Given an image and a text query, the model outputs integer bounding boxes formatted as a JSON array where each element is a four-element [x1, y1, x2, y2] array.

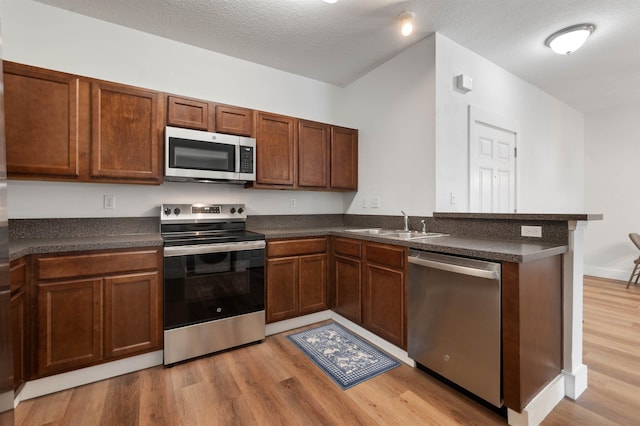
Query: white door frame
[[468, 105, 520, 213]]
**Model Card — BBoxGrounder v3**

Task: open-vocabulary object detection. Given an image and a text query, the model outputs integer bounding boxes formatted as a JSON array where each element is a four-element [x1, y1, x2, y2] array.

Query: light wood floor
[[15, 276, 640, 425]]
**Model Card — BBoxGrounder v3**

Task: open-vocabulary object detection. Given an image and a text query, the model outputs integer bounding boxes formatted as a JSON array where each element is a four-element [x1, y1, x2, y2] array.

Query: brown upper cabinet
[[166, 95, 253, 137], [3, 61, 164, 184], [331, 126, 358, 190], [298, 120, 330, 189], [251, 113, 358, 191], [91, 81, 163, 184], [254, 111, 297, 187], [215, 104, 253, 136], [4, 62, 89, 180], [166, 95, 210, 131]]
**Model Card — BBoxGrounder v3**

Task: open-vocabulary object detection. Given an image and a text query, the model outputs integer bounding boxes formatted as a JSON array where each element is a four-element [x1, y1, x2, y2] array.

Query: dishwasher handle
[[408, 253, 500, 280]]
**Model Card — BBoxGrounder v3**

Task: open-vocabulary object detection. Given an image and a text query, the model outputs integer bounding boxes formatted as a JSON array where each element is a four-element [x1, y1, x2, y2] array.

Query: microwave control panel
[[239, 146, 254, 173]]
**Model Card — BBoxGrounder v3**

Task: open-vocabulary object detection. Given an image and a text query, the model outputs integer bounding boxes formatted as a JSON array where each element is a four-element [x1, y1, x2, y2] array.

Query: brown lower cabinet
[[266, 237, 328, 323], [32, 248, 162, 378], [333, 237, 407, 349], [502, 255, 563, 412], [10, 258, 28, 391]]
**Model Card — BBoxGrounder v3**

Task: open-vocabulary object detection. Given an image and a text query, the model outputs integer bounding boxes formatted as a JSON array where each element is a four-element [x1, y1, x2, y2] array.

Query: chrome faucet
[[401, 210, 409, 231], [421, 219, 427, 234]]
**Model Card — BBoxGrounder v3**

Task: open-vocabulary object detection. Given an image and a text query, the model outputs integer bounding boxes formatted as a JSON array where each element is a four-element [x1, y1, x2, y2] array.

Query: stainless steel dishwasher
[[408, 250, 502, 408]]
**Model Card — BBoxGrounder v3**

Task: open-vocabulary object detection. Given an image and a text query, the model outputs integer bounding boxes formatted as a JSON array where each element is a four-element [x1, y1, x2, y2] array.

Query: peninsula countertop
[[252, 227, 568, 263]]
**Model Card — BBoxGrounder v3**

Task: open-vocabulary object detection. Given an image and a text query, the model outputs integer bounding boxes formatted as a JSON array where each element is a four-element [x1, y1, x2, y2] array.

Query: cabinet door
[[11, 290, 27, 390], [299, 253, 328, 315], [255, 112, 296, 186], [330, 126, 358, 190], [91, 81, 163, 184], [266, 257, 299, 323], [215, 104, 253, 136], [104, 272, 161, 359], [167, 95, 210, 130], [3, 62, 89, 179], [334, 255, 362, 324], [363, 264, 406, 348], [37, 279, 103, 377], [298, 120, 329, 188]]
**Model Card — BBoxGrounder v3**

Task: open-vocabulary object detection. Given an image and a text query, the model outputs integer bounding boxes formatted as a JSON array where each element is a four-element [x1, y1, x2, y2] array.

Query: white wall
[[434, 34, 585, 213], [583, 103, 640, 280], [1, 0, 346, 218], [341, 36, 437, 217]]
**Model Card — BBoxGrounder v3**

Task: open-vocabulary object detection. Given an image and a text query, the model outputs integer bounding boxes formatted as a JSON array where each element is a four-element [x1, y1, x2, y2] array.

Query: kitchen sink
[[385, 231, 449, 240], [404, 232, 449, 240], [345, 228, 389, 235], [345, 228, 448, 240]]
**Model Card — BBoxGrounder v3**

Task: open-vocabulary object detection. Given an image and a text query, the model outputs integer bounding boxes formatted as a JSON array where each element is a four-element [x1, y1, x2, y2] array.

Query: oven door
[[163, 241, 265, 330]]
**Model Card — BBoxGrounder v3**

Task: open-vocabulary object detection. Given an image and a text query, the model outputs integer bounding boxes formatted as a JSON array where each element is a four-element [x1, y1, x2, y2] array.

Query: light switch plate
[[521, 225, 542, 238]]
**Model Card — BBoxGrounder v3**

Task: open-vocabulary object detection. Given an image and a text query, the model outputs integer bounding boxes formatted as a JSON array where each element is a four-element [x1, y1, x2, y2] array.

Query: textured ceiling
[[35, 0, 640, 113]]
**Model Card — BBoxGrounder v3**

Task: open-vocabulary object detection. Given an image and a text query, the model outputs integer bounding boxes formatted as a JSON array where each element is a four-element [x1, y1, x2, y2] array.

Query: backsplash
[[10, 214, 570, 245], [9, 217, 159, 240]]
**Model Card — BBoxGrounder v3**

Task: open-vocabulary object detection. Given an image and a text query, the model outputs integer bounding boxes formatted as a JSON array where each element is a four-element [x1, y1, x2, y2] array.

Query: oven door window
[[164, 249, 264, 329], [169, 137, 235, 172]]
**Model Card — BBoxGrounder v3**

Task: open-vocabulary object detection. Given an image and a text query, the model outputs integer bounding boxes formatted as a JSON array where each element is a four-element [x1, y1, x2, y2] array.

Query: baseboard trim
[[15, 350, 163, 405], [563, 364, 588, 400], [265, 310, 332, 336], [507, 374, 565, 426], [583, 265, 631, 282]]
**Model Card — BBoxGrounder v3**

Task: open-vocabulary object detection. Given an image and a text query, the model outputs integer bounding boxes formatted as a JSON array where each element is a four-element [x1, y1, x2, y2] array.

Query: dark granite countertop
[[252, 227, 568, 263], [434, 212, 603, 221], [10, 233, 163, 261], [9, 216, 570, 264]]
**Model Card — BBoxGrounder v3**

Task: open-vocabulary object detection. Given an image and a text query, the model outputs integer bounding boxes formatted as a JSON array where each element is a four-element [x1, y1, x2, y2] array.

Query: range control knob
[[230, 207, 236, 214], [238, 207, 244, 214], [163, 208, 172, 216], [173, 208, 181, 216]]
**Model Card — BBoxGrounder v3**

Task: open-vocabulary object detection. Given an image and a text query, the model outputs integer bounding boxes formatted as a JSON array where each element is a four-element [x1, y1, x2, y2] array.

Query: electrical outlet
[[521, 225, 542, 238], [450, 192, 457, 205], [361, 198, 368, 208], [289, 198, 297, 208], [103, 195, 115, 210], [370, 197, 380, 208]]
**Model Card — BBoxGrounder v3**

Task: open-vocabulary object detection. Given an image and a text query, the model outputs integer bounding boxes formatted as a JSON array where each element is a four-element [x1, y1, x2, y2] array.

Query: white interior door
[[469, 106, 518, 213]]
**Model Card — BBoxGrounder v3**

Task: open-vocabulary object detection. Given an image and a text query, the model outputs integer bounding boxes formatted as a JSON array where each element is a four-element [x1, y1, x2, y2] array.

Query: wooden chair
[[627, 233, 640, 289]]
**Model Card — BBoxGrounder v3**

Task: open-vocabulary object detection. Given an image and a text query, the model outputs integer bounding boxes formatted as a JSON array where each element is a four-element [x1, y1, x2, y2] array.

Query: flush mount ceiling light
[[323, 0, 338, 3], [399, 12, 415, 37], [545, 24, 595, 55]]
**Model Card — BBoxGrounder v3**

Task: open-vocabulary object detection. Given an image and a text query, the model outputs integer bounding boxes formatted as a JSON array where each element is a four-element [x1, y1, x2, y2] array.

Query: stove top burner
[[160, 203, 263, 246]]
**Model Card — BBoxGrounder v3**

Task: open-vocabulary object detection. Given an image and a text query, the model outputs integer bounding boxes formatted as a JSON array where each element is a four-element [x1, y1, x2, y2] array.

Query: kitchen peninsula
[[9, 212, 601, 426]]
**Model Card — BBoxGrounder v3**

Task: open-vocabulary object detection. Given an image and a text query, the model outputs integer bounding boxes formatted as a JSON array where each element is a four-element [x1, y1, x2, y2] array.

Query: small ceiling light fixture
[[323, 0, 338, 4], [545, 24, 595, 55], [399, 12, 415, 37]]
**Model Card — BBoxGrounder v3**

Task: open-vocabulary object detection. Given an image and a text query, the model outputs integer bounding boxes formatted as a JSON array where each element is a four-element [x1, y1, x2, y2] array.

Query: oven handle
[[164, 240, 266, 257]]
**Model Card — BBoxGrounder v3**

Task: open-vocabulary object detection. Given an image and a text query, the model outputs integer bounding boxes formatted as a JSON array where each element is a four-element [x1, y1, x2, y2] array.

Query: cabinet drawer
[[10, 258, 27, 294], [267, 238, 327, 258], [334, 238, 362, 258], [36, 249, 160, 281], [365, 243, 405, 269]]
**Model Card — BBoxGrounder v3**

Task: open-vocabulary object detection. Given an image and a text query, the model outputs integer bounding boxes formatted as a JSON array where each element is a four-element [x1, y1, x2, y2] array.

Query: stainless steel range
[[161, 203, 265, 365]]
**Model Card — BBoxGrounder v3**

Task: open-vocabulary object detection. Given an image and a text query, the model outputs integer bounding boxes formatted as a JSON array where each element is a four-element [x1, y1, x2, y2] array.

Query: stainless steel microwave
[[164, 126, 256, 183]]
